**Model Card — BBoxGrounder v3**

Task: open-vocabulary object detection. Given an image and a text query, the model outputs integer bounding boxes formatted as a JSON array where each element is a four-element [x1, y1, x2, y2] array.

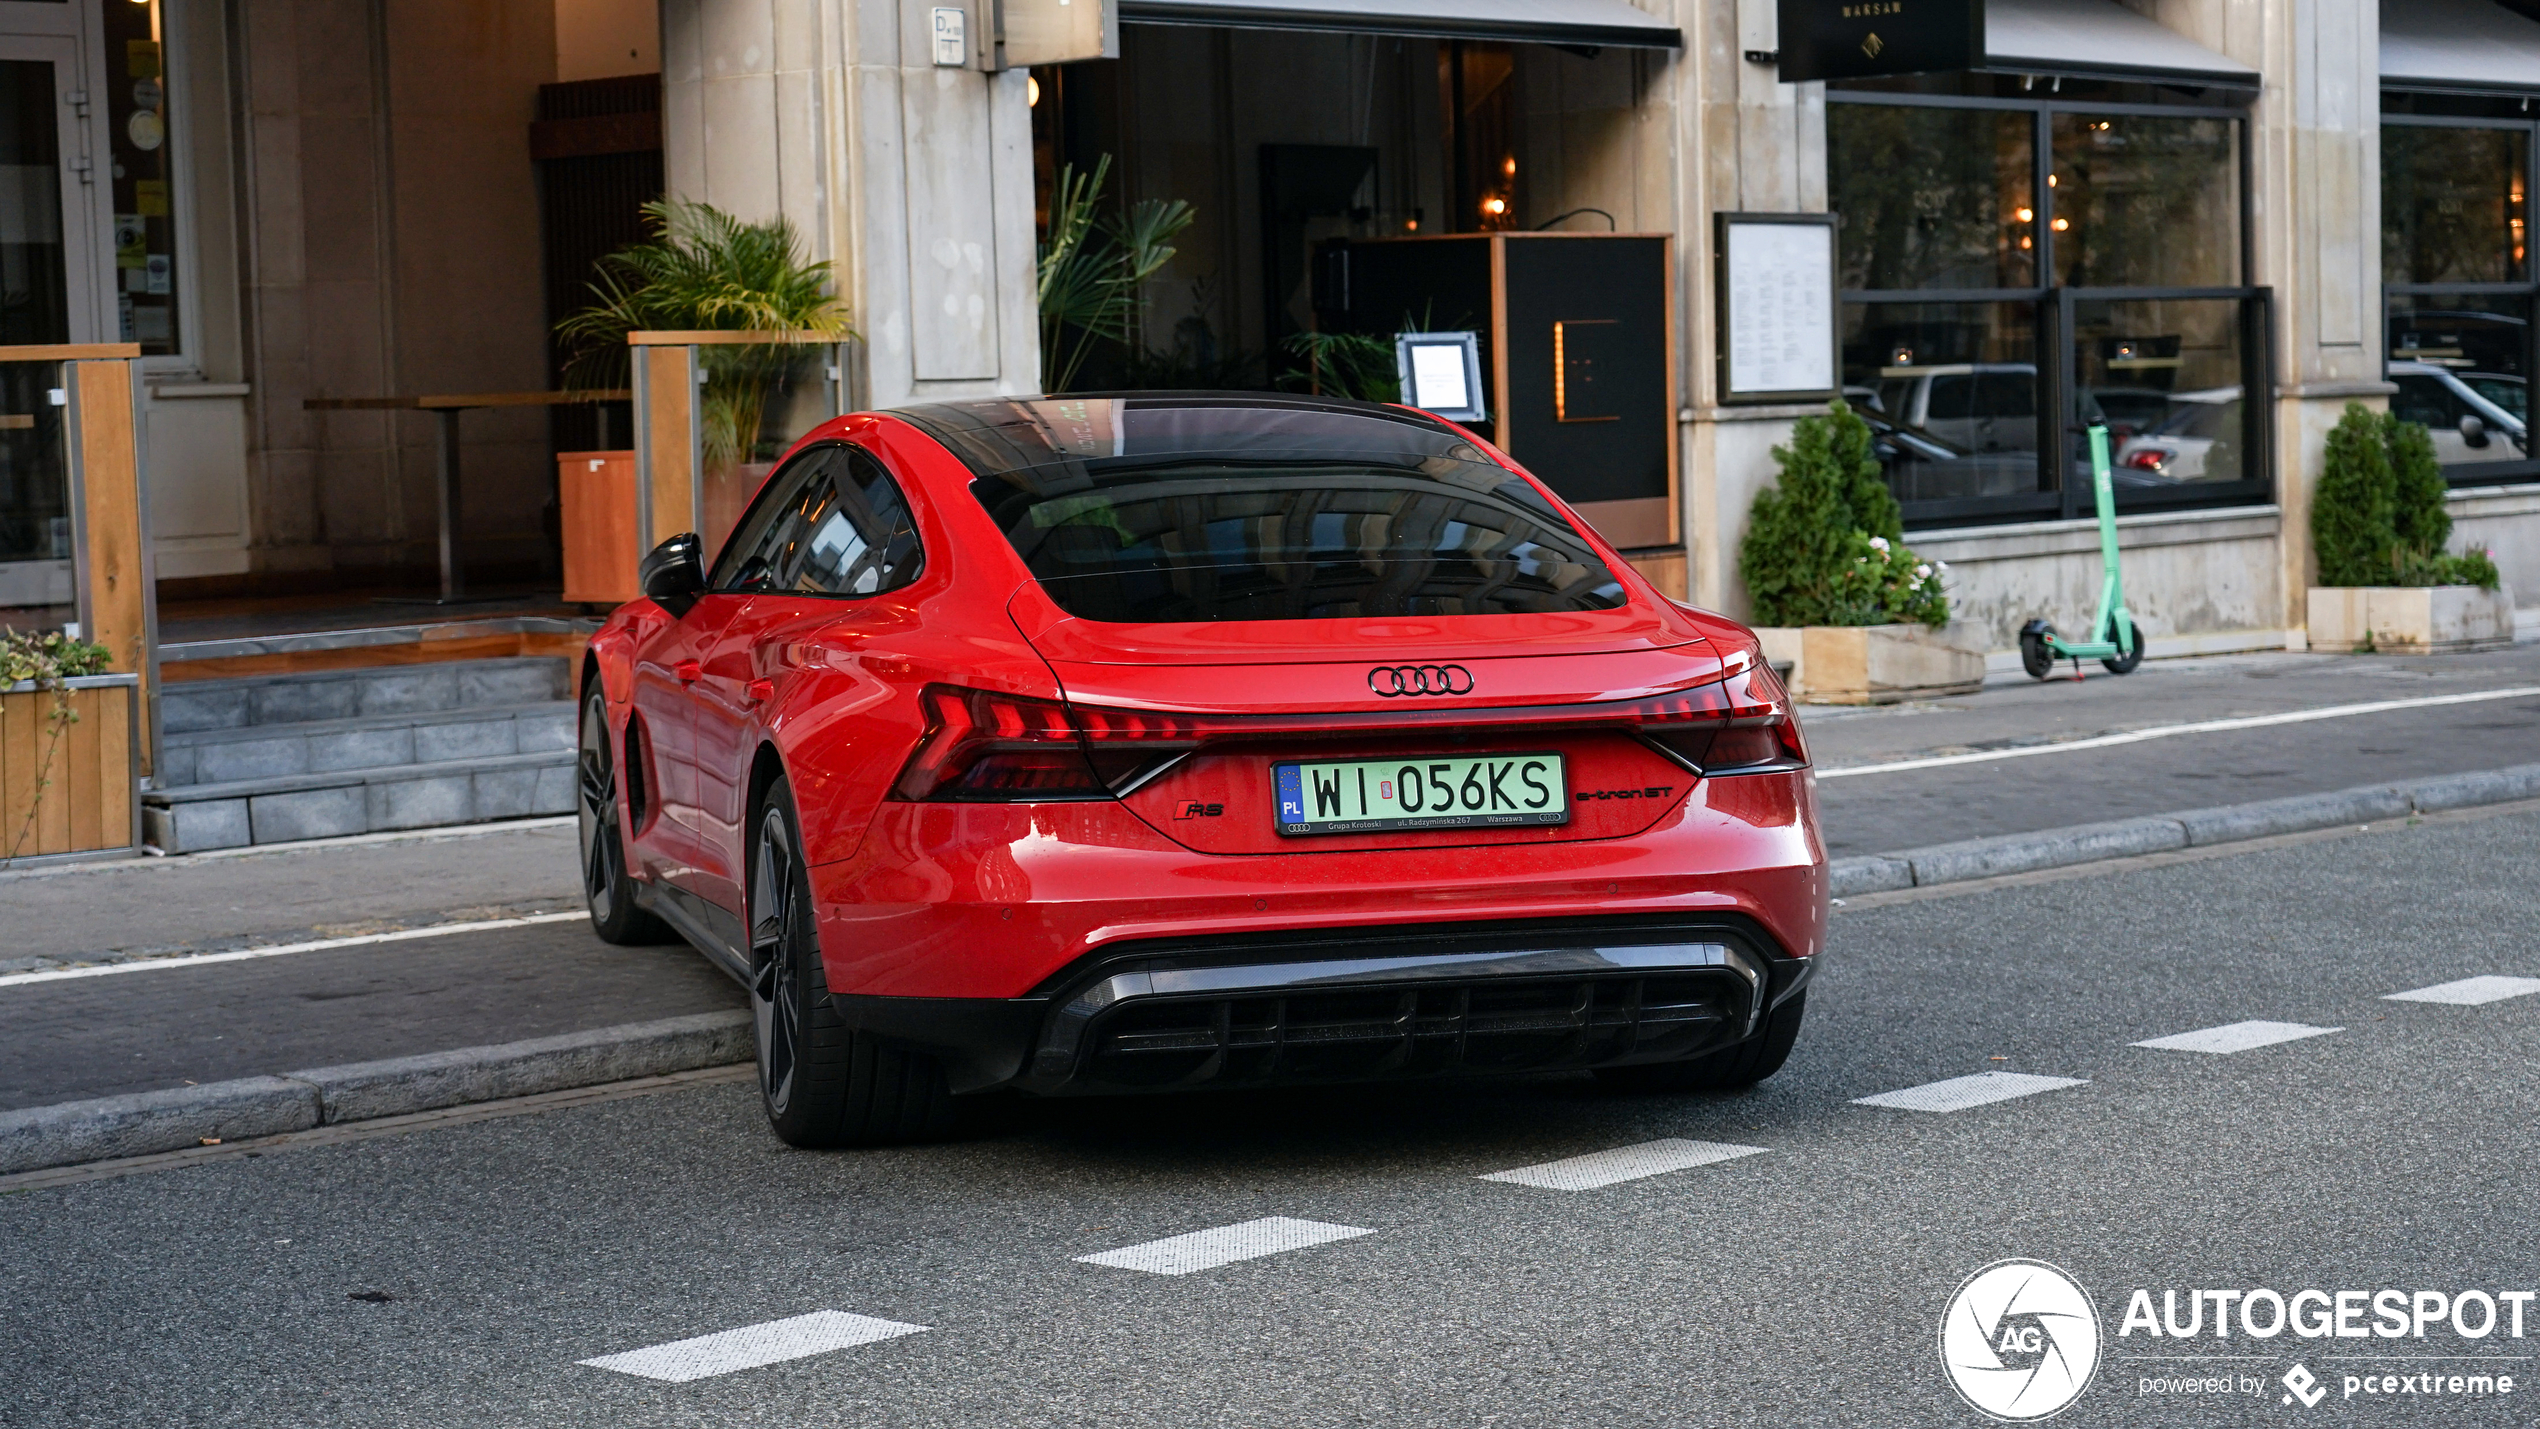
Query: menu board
[[1719, 216, 1837, 402]]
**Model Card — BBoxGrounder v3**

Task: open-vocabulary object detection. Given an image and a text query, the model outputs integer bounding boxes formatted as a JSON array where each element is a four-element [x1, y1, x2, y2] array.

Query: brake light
[[2121, 447, 2169, 472], [1635, 656, 1808, 775], [894, 661, 1808, 804], [893, 686, 1110, 801]]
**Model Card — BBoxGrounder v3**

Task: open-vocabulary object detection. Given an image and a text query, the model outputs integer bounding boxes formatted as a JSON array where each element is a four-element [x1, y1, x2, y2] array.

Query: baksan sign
[[1775, 0, 1984, 82]]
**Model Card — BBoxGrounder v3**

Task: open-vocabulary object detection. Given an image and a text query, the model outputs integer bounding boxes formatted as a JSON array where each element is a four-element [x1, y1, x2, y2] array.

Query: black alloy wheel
[[747, 777, 954, 1148], [578, 686, 671, 945], [750, 797, 808, 1121], [2099, 614, 2145, 675]]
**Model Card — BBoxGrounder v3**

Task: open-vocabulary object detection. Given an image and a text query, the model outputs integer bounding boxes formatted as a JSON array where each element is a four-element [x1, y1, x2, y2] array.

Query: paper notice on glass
[[1409, 343, 1471, 413], [1724, 221, 1835, 398]]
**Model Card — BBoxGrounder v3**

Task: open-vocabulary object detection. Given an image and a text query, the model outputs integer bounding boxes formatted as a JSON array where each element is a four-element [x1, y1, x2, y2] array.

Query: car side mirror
[[2459, 413, 2490, 449], [639, 532, 705, 615]]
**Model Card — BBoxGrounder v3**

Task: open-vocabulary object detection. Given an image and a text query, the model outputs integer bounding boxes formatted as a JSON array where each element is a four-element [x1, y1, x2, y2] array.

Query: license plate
[[1272, 753, 1569, 836]]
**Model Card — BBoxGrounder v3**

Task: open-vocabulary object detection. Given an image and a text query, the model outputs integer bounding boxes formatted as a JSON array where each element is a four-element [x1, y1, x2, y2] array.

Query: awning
[[1116, 0, 1681, 50], [2382, 0, 2540, 93], [1984, 0, 2258, 86]]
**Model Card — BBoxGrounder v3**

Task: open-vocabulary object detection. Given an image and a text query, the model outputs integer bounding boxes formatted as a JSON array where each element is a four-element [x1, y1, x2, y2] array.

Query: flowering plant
[[1825, 534, 1951, 627], [1741, 402, 1952, 628]]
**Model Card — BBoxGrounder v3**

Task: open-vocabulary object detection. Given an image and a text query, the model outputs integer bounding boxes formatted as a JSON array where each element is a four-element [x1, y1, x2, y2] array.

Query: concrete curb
[[0, 1009, 750, 1176], [1830, 761, 2540, 898]]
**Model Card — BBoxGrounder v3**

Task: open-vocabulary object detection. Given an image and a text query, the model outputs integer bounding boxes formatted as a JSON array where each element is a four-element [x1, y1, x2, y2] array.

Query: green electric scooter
[[2018, 421, 2145, 680]]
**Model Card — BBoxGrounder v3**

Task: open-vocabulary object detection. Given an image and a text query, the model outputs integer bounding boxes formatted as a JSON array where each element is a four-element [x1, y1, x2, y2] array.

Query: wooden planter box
[[1755, 623, 1988, 705], [2307, 586, 2514, 654], [559, 449, 640, 606], [1, 673, 140, 862]]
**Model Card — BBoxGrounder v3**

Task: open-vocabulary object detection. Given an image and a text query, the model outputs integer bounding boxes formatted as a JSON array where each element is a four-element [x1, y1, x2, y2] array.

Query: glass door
[[0, 35, 94, 626]]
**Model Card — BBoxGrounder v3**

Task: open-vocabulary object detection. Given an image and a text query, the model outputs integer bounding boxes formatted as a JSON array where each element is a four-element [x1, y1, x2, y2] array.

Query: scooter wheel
[[2100, 616, 2144, 675], [2018, 620, 2057, 680]]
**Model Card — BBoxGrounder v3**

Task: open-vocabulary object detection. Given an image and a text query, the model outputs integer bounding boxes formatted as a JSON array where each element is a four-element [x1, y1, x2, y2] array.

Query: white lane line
[[0, 912, 588, 989], [1481, 1137, 1768, 1191], [1815, 686, 2540, 779], [1076, 1217, 1372, 1276], [578, 1310, 927, 1383], [2386, 975, 2540, 1006], [1853, 1071, 2088, 1113], [2132, 1020, 2343, 1054]]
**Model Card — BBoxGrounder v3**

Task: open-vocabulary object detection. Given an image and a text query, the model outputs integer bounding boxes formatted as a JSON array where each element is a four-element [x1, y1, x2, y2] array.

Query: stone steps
[[156, 702, 574, 788], [161, 657, 569, 734], [144, 655, 582, 853], [143, 751, 578, 852]]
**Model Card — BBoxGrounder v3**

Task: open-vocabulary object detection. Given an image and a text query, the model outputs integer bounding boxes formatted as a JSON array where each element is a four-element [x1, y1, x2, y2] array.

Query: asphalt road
[[7, 806, 2534, 1427]]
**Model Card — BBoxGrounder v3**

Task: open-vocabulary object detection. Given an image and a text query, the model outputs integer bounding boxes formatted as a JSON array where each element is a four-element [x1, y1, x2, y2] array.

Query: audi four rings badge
[[1368, 664, 1475, 697]]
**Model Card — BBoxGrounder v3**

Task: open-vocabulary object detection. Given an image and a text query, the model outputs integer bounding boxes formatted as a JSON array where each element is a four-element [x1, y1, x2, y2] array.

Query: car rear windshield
[[912, 398, 1628, 624]]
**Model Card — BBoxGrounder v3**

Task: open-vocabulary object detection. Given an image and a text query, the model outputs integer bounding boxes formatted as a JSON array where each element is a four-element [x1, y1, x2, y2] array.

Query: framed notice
[[1716, 213, 1838, 405], [1394, 331, 1488, 423]]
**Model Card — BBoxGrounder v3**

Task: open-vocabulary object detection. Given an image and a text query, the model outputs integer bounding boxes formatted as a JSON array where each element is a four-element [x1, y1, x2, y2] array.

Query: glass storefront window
[[1825, 91, 2259, 521], [1828, 106, 2034, 291], [2386, 294, 2530, 469], [2049, 113, 2240, 289], [0, 59, 70, 346], [2071, 297, 2247, 487], [1841, 301, 2044, 504], [103, 0, 180, 356], [2383, 126, 2526, 286]]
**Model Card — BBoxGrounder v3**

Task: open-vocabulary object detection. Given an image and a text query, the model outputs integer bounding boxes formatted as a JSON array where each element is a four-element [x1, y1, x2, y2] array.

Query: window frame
[[705, 439, 927, 599], [1827, 87, 2273, 529], [2380, 110, 2540, 487]]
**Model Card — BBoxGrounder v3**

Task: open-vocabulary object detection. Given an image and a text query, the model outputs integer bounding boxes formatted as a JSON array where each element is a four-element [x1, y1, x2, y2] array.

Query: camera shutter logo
[[1939, 1260, 2102, 1421], [1366, 664, 1475, 697]]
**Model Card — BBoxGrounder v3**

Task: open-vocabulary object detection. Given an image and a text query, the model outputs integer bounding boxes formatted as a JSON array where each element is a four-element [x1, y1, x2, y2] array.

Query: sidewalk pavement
[[1805, 643, 2540, 856], [6, 643, 2539, 1173]]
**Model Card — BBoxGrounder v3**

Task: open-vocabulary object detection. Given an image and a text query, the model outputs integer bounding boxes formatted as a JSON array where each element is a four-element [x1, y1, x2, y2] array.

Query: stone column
[[2146, 0, 2386, 646], [661, 0, 1041, 405], [1670, 0, 1826, 616]]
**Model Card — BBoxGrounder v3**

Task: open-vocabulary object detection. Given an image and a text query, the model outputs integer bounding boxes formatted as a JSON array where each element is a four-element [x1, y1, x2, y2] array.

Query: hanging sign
[[1716, 214, 1838, 404], [1775, 0, 1984, 83], [997, 0, 1119, 68]]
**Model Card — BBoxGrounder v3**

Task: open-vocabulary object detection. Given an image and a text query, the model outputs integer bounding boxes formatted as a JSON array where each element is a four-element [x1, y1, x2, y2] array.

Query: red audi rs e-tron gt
[[578, 394, 1826, 1146]]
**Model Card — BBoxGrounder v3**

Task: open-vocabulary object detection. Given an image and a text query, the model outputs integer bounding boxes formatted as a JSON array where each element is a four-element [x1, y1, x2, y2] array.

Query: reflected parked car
[[1871, 364, 2038, 454], [2389, 360, 2527, 464], [1859, 410, 2037, 502], [2112, 387, 2241, 483]]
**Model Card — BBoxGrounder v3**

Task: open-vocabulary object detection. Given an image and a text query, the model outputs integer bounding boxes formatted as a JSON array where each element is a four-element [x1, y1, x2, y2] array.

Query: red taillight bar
[[892, 662, 1805, 802]]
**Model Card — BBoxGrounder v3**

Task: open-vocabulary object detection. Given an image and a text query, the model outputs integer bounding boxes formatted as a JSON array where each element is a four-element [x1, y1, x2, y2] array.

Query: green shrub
[[2313, 404, 2394, 586], [2310, 401, 2495, 588], [1741, 401, 1946, 627], [2385, 412, 2451, 555]]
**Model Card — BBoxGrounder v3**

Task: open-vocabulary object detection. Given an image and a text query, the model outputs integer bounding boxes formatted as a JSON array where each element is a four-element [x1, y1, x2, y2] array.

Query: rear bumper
[[828, 913, 1814, 1095], [805, 770, 1827, 1000]]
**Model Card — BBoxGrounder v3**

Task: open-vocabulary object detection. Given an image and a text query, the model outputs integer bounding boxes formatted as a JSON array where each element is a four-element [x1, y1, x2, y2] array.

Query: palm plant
[[1038, 156, 1195, 393], [557, 199, 850, 470]]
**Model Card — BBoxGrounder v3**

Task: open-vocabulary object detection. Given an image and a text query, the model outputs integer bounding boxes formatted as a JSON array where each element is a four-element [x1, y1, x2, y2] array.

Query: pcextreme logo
[[1940, 1260, 2103, 1421]]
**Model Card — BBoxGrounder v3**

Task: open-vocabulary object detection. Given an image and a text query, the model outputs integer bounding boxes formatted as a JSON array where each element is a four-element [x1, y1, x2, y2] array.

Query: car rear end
[[812, 395, 1825, 1096]]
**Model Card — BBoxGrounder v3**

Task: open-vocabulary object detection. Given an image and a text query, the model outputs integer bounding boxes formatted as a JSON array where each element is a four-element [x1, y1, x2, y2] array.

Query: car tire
[[2099, 614, 2144, 675], [749, 777, 953, 1148], [1594, 991, 1806, 1094], [577, 685, 674, 946]]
